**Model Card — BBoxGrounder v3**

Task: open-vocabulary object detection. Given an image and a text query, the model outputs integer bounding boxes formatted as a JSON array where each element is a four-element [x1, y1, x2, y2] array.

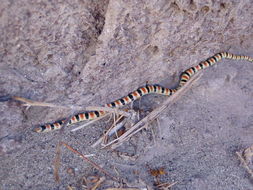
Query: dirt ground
[[0, 0, 253, 190]]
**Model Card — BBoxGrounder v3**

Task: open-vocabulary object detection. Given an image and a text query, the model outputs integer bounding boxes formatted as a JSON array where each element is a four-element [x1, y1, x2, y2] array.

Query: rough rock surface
[[0, 0, 253, 189]]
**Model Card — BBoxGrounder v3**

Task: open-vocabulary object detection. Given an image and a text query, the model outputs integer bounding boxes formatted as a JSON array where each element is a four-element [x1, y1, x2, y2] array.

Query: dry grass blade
[[242, 145, 253, 164], [54, 142, 95, 183], [54, 142, 61, 183], [91, 176, 106, 190], [156, 181, 178, 189], [91, 117, 126, 148], [59, 142, 118, 181], [236, 146, 253, 179], [12, 96, 85, 111], [92, 110, 138, 148], [67, 185, 75, 190], [106, 115, 125, 136], [103, 72, 202, 149], [12, 96, 69, 109]]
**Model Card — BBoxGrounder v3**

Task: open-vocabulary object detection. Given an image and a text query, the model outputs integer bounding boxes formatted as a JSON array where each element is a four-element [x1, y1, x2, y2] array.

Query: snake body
[[34, 52, 253, 133]]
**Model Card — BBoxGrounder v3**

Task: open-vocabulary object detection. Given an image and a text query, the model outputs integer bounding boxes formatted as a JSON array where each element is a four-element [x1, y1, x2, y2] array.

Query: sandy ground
[[0, 0, 253, 190]]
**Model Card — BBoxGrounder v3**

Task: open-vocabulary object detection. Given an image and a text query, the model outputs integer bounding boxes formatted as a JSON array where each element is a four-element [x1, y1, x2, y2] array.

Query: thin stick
[[92, 136, 106, 148], [13, 96, 129, 117], [103, 72, 202, 149], [91, 116, 125, 148], [12, 96, 85, 110], [156, 181, 178, 189], [102, 115, 126, 145], [59, 142, 118, 181], [105, 115, 125, 137], [92, 111, 139, 148], [12, 96, 70, 109], [236, 151, 253, 178], [91, 176, 106, 190], [242, 145, 253, 164], [54, 142, 96, 183], [53, 142, 61, 183]]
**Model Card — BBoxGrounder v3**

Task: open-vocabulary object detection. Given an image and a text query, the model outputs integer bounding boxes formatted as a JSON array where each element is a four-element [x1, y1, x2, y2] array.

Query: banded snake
[[34, 52, 253, 133]]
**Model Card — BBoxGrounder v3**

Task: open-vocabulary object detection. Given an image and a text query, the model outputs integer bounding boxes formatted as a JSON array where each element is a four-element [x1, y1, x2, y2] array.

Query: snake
[[34, 52, 253, 133]]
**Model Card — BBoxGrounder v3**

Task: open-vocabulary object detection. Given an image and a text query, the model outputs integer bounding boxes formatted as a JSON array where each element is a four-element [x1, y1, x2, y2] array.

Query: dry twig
[[67, 185, 75, 190], [156, 181, 178, 189], [92, 110, 138, 148], [12, 96, 70, 109], [54, 142, 95, 183], [54, 142, 61, 183], [106, 115, 125, 136], [242, 145, 253, 164], [91, 115, 126, 148], [236, 145, 253, 179], [13, 96, 130, 117], [54, 142, 118, 182], [91, 176, 106, 190], [102, 72, 202, 149]]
